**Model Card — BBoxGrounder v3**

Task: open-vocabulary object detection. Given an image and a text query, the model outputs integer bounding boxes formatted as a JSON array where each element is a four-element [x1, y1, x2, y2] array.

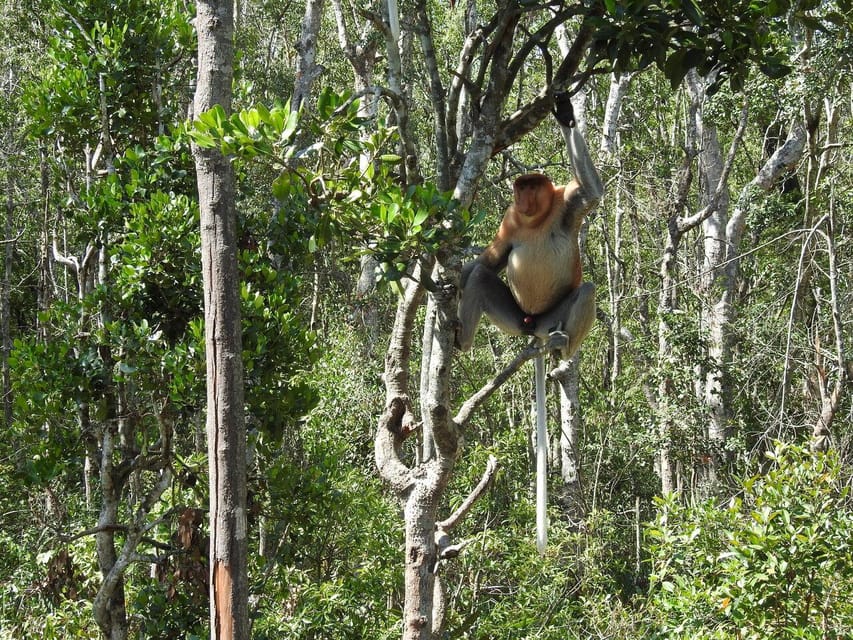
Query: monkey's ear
[[552, 91, 576, 128]]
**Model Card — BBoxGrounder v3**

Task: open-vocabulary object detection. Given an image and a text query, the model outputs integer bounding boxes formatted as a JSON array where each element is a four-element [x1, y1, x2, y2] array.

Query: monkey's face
[[512, 173, 554, 218]]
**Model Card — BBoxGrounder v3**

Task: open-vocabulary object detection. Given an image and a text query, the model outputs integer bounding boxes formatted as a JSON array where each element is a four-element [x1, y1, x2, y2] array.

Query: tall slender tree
[[193, 2, 249, 638]]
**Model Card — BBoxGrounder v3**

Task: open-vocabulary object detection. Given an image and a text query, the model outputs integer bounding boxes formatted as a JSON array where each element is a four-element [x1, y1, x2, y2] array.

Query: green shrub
[[646, 443, 853, 639]]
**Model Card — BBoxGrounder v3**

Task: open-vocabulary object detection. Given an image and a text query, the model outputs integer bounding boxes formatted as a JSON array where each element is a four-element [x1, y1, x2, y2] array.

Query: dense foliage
[[0, 0, 850, 638]]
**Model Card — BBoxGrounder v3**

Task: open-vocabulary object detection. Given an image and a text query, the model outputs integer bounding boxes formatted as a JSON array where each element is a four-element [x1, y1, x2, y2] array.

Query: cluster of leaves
[[646, 443, 853, 638], [189, 89, 480, 285], [590, 0, 802, 92], [26, 0, 194, 151]]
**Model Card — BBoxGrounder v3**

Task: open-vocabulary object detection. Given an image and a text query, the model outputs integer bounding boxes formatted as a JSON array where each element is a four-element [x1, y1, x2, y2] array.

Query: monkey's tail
[[534, 352, 548, 555]]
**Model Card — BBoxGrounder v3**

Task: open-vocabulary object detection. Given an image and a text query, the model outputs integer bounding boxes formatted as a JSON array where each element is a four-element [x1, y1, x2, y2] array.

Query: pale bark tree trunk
[[811, 196, 847, 452], [733, 120, 806, 441], [292, 0, 325, 111], [193, 2, 249, 639], [37, 145, 50, 340], [766, 21, 848, 449], [552, 359, 581, 517], [654, 73, 746, 494], [808, 97, 847, 451], [801, 96, 848, 450], [686, 71, 732, 492], [377, 265, 540, 638], [600, 72, 632, 386], [655, 87, 699, 494]]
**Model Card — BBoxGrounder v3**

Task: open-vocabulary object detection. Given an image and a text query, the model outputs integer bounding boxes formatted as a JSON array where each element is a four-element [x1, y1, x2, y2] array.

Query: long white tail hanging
[[534, 352, 548, 555]]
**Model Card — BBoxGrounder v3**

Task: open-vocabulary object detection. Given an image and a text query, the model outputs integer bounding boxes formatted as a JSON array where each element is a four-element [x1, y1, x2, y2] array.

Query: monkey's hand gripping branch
[[550, 90, 605, 209], [552, 91, 576, 128]]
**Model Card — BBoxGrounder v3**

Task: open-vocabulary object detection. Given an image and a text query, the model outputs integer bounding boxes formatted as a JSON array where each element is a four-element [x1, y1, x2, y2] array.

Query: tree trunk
[[292, 0, 325, 111], [552, 358, 582, 519], [600, 72, 632, 386], [93, 428, 128, 640], [686, 71, 731, 491], [193, 2, 249, 639], [655, 93, 698, 494]]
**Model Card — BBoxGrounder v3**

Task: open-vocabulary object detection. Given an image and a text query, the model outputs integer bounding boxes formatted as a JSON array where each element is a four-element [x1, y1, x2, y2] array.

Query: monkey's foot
[[430, 279, 456, 303], [546, 330, 569, 354]]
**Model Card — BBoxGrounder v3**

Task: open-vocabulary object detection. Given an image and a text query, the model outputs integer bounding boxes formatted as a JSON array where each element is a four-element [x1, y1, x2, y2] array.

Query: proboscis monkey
[[457, 92, 603, 359]]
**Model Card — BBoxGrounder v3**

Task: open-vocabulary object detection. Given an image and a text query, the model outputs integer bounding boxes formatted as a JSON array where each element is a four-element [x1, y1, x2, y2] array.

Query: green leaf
[[663, 48, 691, 89], [386, 202, 400, 223], [189, 132, 216, 148], [413, 209, 429, 226], [242, 107, 261, 131], [282, 109, 299, 141], [681, 0, 704, 25], [272, 173, 291, 200]]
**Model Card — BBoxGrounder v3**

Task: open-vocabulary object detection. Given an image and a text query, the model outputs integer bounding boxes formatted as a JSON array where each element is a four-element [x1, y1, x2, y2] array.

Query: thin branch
[[51, 239, 80, 271], [437, 454, 498, 532], [503, 9, 569, 89], [57, 523, 128, 543], [446, 24, 488, 158], [414, 3, 450, 189], [812, 192, 848, 451], [779, 214, 829, 424], [678, 96, 749, 232], [493, 15, 598, 153], [0, 230, 23, 245], [454, 339, 553, 428]]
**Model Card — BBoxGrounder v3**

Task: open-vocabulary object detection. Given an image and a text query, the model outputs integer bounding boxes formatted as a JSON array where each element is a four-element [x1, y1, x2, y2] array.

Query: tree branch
[[678, 94, 748, 232], [375, 266, 426, 494], [492, 15, 598, 154], [414, 4, 450, 189], [437, 454, 498, 532], [454, 339, 554, 428]]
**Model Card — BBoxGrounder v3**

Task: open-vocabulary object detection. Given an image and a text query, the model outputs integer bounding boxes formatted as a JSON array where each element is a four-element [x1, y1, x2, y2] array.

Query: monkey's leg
[[534, 282, 596, 359], [457, 263, 526, 350]]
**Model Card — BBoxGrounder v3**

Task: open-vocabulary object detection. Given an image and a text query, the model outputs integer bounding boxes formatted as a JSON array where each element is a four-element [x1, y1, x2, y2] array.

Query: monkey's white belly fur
[[506, 231, 576, 315]]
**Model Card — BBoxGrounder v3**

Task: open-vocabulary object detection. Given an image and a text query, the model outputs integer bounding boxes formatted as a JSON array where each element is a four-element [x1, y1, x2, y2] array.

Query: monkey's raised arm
[[563, 126, 603, 207], [553, 92, 603, 211]]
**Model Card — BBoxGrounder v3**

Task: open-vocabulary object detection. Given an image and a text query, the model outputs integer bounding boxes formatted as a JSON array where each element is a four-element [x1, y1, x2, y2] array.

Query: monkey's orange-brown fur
[[476, 173, 591, 315]]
